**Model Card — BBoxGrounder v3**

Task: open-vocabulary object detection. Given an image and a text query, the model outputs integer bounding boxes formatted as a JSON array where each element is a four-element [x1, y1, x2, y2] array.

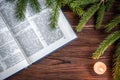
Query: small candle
[[93, 61, 107, 75]]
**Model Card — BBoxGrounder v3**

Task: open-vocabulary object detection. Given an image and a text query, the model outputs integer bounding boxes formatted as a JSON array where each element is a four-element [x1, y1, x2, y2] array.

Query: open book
[[0, 0, 77, 79]]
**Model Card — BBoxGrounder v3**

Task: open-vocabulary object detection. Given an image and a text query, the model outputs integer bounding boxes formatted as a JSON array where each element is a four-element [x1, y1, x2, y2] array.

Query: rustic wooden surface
[[8, 6, 118, 80]]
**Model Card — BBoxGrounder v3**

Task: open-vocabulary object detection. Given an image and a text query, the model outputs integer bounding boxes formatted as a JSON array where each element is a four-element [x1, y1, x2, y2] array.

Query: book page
[[0, 1, 45, 59], [0, 14, 29, 80], [24, 0, 77, 63], [26, 8, 77, 63], [0, 0, 77, 64]]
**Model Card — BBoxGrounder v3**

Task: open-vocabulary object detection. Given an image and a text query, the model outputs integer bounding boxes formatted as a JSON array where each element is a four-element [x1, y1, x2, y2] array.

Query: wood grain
[[8, 4, 120, 80]]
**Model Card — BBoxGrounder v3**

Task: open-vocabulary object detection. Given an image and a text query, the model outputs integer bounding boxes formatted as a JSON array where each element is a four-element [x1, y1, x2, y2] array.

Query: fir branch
[[92, 31, 120, 59], [76, 4, 100, 32], [105, 0, 115, 11], [72, 0, 100, 6], [62, 0, 72, 6], [113, 43, 120, 80], [69, 2, 84, 16], [45, 0, 55, 7], [50, 5, 60, 29], [29, 0, 41, 13], [16, 0, 28, 20], [96, 4, 106, 29], [105, 15, 120, 32], [46, 0, 62, 29]]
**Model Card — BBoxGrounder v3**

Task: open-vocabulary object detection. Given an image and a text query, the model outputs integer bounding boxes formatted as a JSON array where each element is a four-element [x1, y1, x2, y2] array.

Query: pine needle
[[93, 31, 120, 59], [29, 0, 41, 13], [105, 15, 120, 32], [16, 0, 28, 20], [113, 43, 120, 80], [96, 4, 106, 29], [76, 4, 100, 32]]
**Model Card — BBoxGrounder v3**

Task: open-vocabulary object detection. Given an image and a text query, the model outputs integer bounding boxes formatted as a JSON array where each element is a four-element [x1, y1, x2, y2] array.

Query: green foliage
[[61, 0, 72, 5], [7, 0, 101, 28], [113, 43, 120, 80], [76, 4, 100, 32], [96, 4, 106, 29], [71, 0, 99, 6], [7, 0, 41, 20], [93, 31, 120, 59], [105, 15, 120, 32], [45, 0, 56, 7], [29, 0, 41, 13], [50, 2, 60, 29], [105, 0, 115, 11], [69, 2, 84, 16], [16, 0, 28, 20], [46, 0, 62, 29]]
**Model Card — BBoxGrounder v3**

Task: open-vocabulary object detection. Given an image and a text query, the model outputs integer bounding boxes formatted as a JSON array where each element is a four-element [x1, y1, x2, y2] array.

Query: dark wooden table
[[9, 7, 116, 80]]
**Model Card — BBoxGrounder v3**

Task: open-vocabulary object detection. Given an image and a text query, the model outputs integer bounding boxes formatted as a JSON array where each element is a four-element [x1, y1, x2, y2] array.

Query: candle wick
[[99, 68, 104, 72]]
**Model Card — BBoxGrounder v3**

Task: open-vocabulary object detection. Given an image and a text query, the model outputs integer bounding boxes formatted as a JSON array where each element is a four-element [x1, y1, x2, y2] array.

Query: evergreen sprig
[[93, 31, 120, 59], [7, 0, 41, 20], [16, 0, 28, 20], [71, 0, 99, 6], [105, 0, 115, 11], [29, 0, 41, 13], [105, 15, 120, 32], [69, 2, 84, 16], [62, 0, 72, 5], [113, 43, 120, 80], [46, 0, 62, 29], [50, 2, 60, 29], [76, 4, 100, 32], [96, 4, 106, 29]]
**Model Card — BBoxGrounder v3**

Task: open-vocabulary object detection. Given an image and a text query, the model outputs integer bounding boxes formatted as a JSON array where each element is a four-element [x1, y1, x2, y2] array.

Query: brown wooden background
[[8, 4, 120, 80]]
